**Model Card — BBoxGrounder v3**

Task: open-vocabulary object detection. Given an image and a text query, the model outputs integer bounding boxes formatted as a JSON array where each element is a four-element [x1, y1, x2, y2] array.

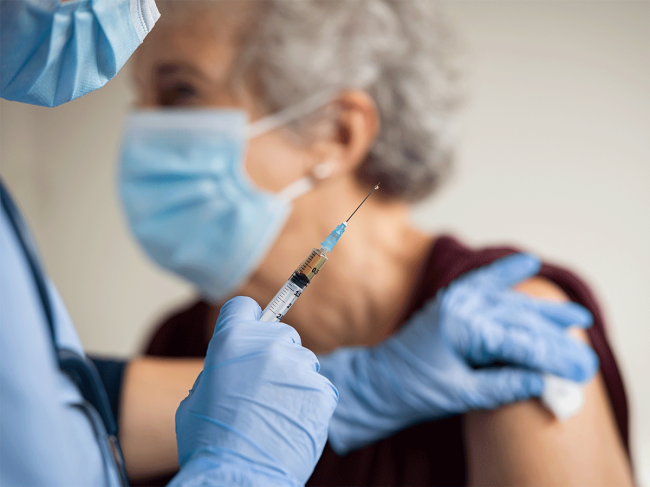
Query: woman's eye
[[158, 83, 197, 106]]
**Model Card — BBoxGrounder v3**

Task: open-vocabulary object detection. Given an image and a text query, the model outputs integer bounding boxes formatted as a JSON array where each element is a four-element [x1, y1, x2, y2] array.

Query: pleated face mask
[[0, 0, 159, 107], [118, 93, 332, 301]]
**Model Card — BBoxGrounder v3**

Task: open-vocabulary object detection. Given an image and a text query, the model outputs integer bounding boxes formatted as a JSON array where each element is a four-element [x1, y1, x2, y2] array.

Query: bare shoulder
[[514, 276, 568, 302], [464, 278, 634, 486], [515, 277, 592, 342]]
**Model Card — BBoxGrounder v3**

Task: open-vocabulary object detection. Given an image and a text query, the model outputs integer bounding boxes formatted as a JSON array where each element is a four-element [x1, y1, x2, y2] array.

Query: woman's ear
[[310, 90, 380, 179]]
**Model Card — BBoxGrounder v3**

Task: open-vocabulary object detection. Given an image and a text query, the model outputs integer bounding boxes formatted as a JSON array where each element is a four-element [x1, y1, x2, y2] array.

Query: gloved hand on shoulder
[[170, 296, 338, 487], [319, 253, 599, 455]]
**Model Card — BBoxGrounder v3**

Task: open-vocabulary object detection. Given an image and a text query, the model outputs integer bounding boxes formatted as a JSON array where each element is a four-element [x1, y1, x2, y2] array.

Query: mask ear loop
[[277, 177, 315, 202], [250, 89, 340, 201], [246, 88, 339, 139], [276, 160, 334, 202]]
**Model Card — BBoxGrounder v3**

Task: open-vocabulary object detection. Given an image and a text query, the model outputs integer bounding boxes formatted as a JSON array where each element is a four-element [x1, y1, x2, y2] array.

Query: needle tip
[[345, 183, 381, 222]]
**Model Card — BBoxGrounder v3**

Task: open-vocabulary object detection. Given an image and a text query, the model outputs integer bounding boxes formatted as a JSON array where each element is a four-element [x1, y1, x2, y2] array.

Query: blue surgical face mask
[[118, 93, 333, 302], [0, 0, 159, 107]]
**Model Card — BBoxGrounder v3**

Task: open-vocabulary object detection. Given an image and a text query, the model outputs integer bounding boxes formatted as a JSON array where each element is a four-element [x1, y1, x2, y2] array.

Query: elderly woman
[[116, 1, 633, 485]]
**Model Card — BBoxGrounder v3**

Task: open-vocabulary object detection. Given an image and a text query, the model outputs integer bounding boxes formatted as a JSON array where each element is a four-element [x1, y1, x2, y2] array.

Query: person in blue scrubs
[[0, 1, 338, 486]]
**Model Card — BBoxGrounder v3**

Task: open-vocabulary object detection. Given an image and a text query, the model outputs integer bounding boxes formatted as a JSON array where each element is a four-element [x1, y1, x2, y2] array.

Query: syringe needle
[[262, 183, 381, 321], [346, 182, 380, 222], [322, 183, 380, 252]]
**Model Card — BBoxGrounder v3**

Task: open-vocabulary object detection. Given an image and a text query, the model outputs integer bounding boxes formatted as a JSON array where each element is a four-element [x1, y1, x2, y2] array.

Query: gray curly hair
[[162, 0, 462, 202]]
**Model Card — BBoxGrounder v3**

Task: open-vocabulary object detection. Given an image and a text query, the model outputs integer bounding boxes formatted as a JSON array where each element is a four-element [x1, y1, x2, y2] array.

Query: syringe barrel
[[259, 247, 328, 322], [259, 276, 305, 322], [293, 247, 328, 283]]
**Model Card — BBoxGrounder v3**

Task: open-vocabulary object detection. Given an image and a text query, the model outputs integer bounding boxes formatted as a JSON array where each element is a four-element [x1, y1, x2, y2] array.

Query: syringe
[[260, 183, 380, 322]]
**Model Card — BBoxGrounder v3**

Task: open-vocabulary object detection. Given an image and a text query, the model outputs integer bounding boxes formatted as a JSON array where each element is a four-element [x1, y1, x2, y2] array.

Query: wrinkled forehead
[[155, 0, 253, 35]]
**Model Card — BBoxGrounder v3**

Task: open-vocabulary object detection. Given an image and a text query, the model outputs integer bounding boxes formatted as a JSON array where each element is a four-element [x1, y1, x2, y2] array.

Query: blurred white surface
[[1, 1, 648, 482]]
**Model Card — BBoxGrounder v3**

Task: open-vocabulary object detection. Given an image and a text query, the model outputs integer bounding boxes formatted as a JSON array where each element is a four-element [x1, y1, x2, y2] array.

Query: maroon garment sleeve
[[145, 300, 214, 358], [414, 235, 629, 453]]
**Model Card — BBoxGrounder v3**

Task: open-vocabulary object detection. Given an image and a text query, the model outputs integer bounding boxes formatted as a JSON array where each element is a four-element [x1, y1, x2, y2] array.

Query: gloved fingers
[[471, 368, 545, 408], [214, 296, 301, 345], [464, 316, 599, 382], [271, 349, 340, 398], [497, 289, 593, 329], [241, 320, 303, 345], [269, 336, 322, 372], [527, 299, 593, 328], [205, 300, 302, 370], [464, 252, 542, 289], [205, 321, 303, 371], [214, 296, 261, 335]]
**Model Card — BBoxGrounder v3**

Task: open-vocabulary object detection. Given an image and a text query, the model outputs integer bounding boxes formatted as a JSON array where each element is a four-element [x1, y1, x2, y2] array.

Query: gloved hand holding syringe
[[259, 181, 593, 446]]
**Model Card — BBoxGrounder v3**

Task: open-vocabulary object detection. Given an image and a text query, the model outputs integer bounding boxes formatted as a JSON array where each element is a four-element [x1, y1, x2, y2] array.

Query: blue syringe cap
[[321, 222, 347, 252]]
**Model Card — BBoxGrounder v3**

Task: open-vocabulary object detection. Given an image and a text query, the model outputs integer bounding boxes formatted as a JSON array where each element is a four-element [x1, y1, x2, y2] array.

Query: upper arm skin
[[464, 277, 634, 486]]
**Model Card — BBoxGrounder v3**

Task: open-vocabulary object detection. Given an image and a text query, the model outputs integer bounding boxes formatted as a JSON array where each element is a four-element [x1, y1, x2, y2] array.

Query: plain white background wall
[[1, 1, 648, 482]]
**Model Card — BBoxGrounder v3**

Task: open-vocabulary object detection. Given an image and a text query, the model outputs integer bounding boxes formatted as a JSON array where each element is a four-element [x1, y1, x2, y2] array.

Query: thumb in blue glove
[[321, 253, 599, 454], [171, 296, 338, 487]]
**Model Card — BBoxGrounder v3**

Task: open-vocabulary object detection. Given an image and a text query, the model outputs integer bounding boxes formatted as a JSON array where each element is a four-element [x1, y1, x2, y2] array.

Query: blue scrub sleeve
[[89, 355, 127, 426]]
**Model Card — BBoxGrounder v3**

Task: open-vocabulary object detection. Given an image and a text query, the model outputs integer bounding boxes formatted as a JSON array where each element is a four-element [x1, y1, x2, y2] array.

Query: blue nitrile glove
[[170, 296, 338, 487], [320, 253, 599, 455]]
